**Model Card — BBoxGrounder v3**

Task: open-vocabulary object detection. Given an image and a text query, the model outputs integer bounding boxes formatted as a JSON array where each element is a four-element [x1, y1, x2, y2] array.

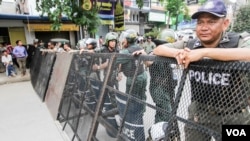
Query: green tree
[[145, 27, 160, 39], [36, 0, 100, 34], [165, 0, 189, 30], [233, 4, 250, 33], [199, 0, 207, 5]]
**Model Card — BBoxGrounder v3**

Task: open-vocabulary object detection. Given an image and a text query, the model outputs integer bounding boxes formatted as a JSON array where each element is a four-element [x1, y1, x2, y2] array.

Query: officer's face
[[121, 39, 128, 49], [48, 43, 54, 49], [196, 13, 229, 46], [108, 40, 116, 48], [63, 45, 70, 51], [87, 44, 93, 50]]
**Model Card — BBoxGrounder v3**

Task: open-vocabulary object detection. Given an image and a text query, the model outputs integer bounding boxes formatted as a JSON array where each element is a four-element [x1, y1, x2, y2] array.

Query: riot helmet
[[119, 29, 137, 44], [104, 32, 118, 46], [77, 38, 87, 49], [85, 38, 97, 49], [125, 29, 138, 43], [154, 29, 177, 46]]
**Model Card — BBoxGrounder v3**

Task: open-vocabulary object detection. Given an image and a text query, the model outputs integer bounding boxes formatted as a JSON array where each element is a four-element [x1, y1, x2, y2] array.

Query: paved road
[[0, 81, 69, 141]]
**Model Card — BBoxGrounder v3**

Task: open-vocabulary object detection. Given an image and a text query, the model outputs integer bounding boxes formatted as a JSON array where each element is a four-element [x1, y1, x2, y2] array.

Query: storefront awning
[[27, 24, 79, 31], [0, 14, 69, 21]]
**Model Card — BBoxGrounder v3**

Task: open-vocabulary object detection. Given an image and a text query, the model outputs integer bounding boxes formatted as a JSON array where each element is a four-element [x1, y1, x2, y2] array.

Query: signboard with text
[[114, 0, 124, 31], [98, 0, 115, 25]]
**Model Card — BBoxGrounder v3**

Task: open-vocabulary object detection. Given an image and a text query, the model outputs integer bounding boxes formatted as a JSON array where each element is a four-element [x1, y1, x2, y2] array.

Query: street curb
[[0, 75, 31, 85]]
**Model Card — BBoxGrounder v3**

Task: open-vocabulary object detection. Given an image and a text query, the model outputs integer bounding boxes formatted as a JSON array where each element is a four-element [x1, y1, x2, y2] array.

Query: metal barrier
[[30, 49, 56, 101], [45, 53, 74, 120], [31, 50, 250, 141]]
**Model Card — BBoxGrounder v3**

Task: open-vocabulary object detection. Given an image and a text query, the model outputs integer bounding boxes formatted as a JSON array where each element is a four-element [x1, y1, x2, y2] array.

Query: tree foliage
[[36, 0, 100, 34], [145, 27, 160, 38], [198, 0, 207, 5], [136, 0, 144, 9], [233, 4, 250, 33], [165, 0, 189, 28]]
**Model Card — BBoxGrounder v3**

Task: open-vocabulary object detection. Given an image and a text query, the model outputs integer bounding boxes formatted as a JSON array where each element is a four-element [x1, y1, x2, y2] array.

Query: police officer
[[135, 29, 178, 123], [78, 38, 100, 111], [116, 29, 147, 141], [94, 32, 121, 89], [134, 29, 180, 141], [93, 32, 121, 138], [154, 0, 250, 141], [150, 29, 178, 122]]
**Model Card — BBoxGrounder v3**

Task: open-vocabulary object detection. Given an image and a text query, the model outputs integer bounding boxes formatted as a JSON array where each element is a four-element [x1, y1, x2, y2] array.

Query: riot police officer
[[149, 29, 177, 123], [133, 29, 180, 141], [116, 29, 147, 141], [93, 32, 121, 138]]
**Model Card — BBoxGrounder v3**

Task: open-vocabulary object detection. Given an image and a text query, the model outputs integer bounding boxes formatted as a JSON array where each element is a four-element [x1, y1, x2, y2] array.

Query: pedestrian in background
[[13, 40, 28, 76], [5, 42, 19, 69], [137, 36, 145, 49], [144, 36, 156, 54], [26, 39, 39, 69], [1, 50, 16, 77], [99, 35, 104, 48]]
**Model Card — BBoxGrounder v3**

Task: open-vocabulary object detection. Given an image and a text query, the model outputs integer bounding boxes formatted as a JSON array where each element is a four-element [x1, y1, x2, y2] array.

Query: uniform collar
[[192, 32, 230, 49]]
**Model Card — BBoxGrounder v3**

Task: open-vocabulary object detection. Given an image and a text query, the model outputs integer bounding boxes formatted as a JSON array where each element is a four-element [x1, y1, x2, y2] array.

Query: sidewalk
[[0, 69, 31, 85], [0, 80, 70, 141]]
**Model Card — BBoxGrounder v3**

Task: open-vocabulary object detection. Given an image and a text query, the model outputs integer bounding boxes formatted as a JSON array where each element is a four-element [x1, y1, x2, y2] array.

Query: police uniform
[[149, 29, 178, 123], [163, 32, 250, 141], [148, 29, 180, 140], [149, 61, 177, 123], [97, 44, 120, 90], [144, 40, 156, 54], [116, 43, 147, 141], [96, 44, 120, 138], [77, 53, 100, 111]]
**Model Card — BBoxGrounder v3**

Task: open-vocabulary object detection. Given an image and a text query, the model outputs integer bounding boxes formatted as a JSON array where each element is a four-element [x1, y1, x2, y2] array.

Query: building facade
[[0, 0, 79, 47]]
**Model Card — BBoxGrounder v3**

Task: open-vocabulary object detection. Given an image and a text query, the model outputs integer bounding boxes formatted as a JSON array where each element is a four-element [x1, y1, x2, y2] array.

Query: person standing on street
[[116, 29, 147, 141], [153, 0, 250, 140], [92, 32, 121, 138], [133, 29, 180, 141], [13, 40, 28, 76], [144, 36, 156, 54]]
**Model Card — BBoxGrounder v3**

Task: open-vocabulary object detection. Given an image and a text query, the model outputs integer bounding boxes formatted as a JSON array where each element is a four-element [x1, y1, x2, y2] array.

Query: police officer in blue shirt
[[154, 0, 250, 140]]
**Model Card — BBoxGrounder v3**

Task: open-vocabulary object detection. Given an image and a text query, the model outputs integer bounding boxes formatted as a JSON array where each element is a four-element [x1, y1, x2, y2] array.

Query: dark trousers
[[12, 58, 19, 68]]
